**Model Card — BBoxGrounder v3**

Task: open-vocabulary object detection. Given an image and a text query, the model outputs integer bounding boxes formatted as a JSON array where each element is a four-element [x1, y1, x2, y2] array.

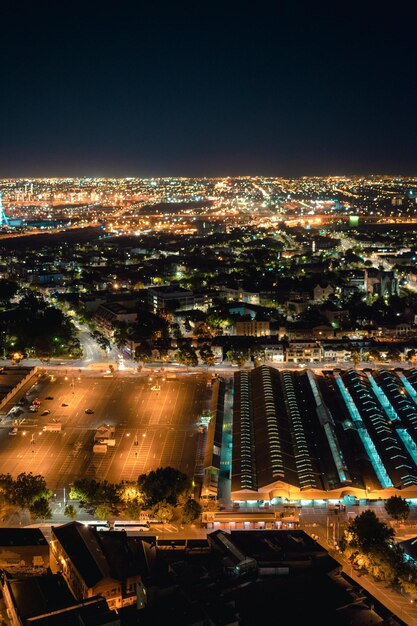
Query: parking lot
[[0, 371, 212, 490]]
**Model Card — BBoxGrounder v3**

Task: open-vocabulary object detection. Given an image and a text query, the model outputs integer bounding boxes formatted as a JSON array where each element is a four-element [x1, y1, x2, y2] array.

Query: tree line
[[339, 497, 417, 598], [0, 466, 203, 525]]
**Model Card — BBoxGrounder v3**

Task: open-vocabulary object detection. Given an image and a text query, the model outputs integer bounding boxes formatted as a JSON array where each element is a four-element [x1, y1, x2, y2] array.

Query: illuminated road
[[300, 506, 417, 625]]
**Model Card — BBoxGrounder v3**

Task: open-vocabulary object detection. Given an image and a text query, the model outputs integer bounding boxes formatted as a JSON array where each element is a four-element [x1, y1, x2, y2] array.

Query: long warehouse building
[[231, 366, 417, 505]]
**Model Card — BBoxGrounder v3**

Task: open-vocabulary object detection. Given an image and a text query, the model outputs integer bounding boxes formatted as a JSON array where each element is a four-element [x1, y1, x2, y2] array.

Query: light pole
[[64, 376, 80, 397]]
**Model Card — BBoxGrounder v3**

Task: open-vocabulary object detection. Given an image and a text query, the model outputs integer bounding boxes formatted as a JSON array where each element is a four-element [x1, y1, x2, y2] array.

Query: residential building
[[217, 286, 260, 305], [365, 269, 398, 297], [0, 529, 49, 569], [322, 342, 352, 362], [323, 307, 350, 326], [286, 341, 322, 362], [234, 320, 270, 337], [93, 303, 137, 338], [50, 522, 147, 611], [263, 342, 285, 362], [145, 285, 195, 312], [0, 570, 119, 626], [312, 282, 334, 302]]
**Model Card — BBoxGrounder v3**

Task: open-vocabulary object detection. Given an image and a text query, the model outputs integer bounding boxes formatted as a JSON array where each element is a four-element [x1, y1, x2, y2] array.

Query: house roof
[[52, 522, 145, 588], [0, 528, 47, 548], [52, 523, 111, 587], [6, 572, 75, 619]]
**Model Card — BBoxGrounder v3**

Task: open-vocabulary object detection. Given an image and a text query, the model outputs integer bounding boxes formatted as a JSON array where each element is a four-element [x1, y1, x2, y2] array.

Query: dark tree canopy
[[181, 498, 202, 524], [0, 280, 18, 306], [384, 496, 410, 522], [0, 292, 79, 358], [29, 497, 52, 521], [0, 472, 51, 509], [135, 340, 153, 362], [138, 466, 191, 507], [64, 503, 78, 520], [69, 479, 121, 507], [348, 510, 394, 552], [176, 344, 198, 367]]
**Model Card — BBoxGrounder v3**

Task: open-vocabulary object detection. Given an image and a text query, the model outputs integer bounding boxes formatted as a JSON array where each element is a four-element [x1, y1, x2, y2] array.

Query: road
[[300, 505, 417, 625], [337, 231, 417, 294]]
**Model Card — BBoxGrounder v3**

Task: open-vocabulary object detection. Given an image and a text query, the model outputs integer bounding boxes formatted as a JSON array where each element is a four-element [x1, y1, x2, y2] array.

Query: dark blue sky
[[1, 2, 417, 177]]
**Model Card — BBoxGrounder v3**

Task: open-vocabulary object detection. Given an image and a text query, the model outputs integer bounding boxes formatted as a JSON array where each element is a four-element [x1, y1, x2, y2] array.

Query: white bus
[[113, 521, 150, 532], [82, 521, 109, 531]]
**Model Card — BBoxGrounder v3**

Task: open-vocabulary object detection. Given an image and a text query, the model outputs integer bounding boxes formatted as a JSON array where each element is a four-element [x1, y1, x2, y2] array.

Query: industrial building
[[231, 366, 417, 505]]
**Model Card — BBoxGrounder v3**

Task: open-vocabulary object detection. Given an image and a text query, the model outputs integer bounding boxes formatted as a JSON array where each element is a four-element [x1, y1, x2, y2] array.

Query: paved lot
[[0, 372, 212, 490]]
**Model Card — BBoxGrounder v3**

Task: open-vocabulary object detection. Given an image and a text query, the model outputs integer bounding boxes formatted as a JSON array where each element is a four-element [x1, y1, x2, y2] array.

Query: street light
[[64, 376, 76, 394]]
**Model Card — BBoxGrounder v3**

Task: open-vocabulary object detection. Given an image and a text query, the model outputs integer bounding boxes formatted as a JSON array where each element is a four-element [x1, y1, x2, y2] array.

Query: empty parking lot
[[0, 371, 213, 490]]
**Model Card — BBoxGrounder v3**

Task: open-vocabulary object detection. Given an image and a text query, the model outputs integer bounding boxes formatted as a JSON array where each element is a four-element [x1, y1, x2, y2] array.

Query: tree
[[29, 497, 52, 521], [12, 473, 51, 509], [385, 496, 410, 523], [226, 350, 246, 367], [181, 498, 202, 524], [176, 345, 198, 367], [69, 479, 121, 511], [64, 504, 78, 520], [113, 322, 134, 350], [135, 341, 153, 363], [69, 478, 100, 503], [344, 510, 394, 553], [407, 349, 417, 364], [368, 347, 381, 362], [199, 344, 216, 367], [91, 331, 110, 352], [385, 347, 401, 362], [135, 310, 169, 341], [152, 499, 174, 523], [350, 349, 361, 365], [194, 322, 213, 341], [0, 473, 14, 499], [138, 466, 191, 507], [96, 482, 121, 509], [125, 498, 142, 520], [0, 280, 18, 306], [95, 504, 112, 520], [170, 323, 183, 340]]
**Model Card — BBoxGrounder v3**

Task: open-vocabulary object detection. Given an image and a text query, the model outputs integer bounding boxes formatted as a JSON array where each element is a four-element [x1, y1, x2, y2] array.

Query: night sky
[[1, 2, 417, 178]]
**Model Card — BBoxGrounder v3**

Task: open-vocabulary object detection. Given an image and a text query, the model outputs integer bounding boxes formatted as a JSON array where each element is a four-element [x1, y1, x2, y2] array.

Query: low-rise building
[[322, 342, 352, 362], [234, 320, 270, 337], [0, 570, 119, 626], [217, 286, 260, 305], [312, 282, 334, 302], [93, 303, 137, 338], [286, 340, 321, 362], [146, 285, 195, 313], [263, 342, 285, 362], [323, 307, 350, 326], [0, 529, 49, 569], [50, 522, 146, 611]]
